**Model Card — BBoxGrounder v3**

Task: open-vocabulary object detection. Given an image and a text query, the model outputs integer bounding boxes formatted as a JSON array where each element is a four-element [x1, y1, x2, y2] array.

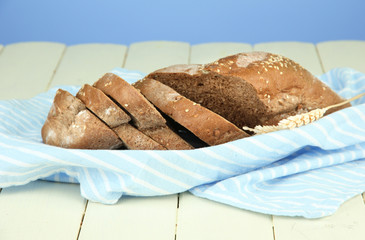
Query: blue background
[[1, 0, 364, 46]]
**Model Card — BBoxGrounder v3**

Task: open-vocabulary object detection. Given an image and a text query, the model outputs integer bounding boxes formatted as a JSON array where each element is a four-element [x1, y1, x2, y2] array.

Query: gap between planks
[[314, 44, 326, 74], [76, 201, 89, 240], [174, 193, 181, 240], [45, 46, 67, 91], [272, 215, 276, 240]]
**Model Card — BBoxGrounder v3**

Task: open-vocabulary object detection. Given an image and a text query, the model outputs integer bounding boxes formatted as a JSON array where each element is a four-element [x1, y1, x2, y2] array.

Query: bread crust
[[134, 78, 249, 146]]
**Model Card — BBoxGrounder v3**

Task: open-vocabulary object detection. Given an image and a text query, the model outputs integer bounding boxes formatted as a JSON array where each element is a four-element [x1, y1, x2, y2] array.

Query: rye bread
[[147, 52, 350, 128], [134, 78, 249, 146], [41, 89, 123, 149], [93, 73, 192, 150], [77, 84, 131, 128], [76, 84, 165, 150]]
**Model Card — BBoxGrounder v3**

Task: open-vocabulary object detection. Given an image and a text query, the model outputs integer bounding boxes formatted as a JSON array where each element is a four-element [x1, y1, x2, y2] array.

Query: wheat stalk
[[242, 92, 365, 135]]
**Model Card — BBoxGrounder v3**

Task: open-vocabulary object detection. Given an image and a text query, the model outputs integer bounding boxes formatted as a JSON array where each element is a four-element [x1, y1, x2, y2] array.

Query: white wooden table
[[0, 40, 365, 240]]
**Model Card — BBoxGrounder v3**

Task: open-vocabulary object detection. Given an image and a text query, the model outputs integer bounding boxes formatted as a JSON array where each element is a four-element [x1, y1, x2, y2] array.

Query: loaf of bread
[[42, 51, 350, 150], [148, 52, 350, 128]]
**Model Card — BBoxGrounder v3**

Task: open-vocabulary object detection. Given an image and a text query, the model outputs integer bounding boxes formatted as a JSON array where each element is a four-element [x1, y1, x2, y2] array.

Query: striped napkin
[[0, 68, 364, 218]]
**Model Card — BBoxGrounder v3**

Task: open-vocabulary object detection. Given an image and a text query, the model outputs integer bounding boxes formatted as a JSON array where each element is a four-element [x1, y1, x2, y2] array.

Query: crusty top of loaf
[[204, 52, 345, 113], [148, 52, 349, 128]]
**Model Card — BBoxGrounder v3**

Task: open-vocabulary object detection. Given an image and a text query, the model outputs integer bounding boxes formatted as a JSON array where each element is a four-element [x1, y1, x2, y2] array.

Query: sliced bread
[[41, 89, 123, 149], [134, 78, 249, 146], [76, 84, 165, 150], [76, 84, 131, 128], [93, 73, 193, 150]]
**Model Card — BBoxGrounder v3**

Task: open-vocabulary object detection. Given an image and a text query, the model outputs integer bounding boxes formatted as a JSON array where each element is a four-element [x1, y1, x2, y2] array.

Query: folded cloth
[[0, 68, 364, 218]]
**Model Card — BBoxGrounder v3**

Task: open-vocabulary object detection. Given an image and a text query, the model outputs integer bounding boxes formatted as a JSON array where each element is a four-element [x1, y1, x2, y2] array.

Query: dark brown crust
[[147, 52, 350, 128], [41, 89, 123, 149], [134, 78, 249, 146]]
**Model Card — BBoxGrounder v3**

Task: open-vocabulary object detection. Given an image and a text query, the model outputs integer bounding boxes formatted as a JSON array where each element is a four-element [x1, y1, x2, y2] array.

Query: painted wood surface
[[49, 43, 127, 88], [0, 42, 65, 99]]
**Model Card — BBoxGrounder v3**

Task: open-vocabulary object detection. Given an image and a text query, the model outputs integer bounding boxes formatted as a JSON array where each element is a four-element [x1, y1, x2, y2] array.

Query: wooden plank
[[0, 42, 65, 99], [79, 195, 177, 240], [176, 192, 273, 240], [0, 181, 86, 240], [272, 40, 365, 240], [317, 40, 365, 72], [175, 42, 274, 240], [190, 42, 252, 64], [79, 40, 191, 239], [0, 42, 88, 240], [124, 41, 190, 73], [254, 41, 323, 76], [49, 43, 127, 88], [274, 195, 365, 240]]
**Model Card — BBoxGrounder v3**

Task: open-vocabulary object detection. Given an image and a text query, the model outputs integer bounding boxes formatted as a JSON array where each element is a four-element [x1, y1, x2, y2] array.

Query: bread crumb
[[185, 109, 189, 112], [124, 103, 129, 107]]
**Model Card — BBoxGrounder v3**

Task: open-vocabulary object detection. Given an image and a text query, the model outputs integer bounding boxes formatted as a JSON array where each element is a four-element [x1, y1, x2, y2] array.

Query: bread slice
[[134, 78, 249, 146], [76, 84, 165, 150], [41, 89, 123, 149], [147, 52, 350, 128], [77, 84, 131, 128], [93, 73, 193, 150]]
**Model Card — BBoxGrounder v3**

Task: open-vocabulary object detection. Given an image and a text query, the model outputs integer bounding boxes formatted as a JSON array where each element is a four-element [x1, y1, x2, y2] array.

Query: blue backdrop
[[1, 0, 364, 45]]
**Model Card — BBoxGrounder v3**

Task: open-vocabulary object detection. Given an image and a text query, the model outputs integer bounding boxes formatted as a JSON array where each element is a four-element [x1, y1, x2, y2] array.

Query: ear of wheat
[[242, 92, 365, 135]]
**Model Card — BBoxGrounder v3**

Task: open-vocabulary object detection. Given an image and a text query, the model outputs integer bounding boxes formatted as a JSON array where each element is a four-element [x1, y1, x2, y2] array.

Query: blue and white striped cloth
[[0, 68, 365, 218]]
